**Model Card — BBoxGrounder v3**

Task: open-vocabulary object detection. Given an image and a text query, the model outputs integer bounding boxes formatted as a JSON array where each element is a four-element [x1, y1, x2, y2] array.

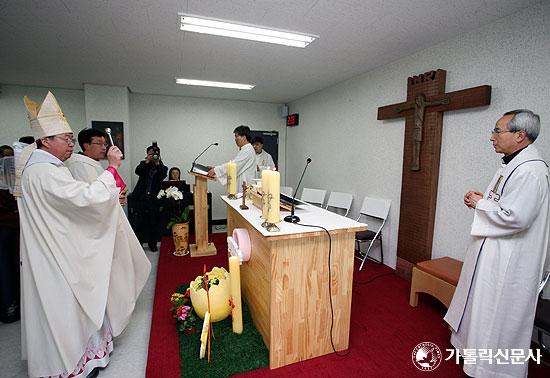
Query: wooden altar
[[222, 196, 366, 369]]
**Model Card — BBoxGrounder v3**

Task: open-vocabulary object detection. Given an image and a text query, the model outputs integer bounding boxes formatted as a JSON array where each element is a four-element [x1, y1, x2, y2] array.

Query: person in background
[[168, 166, 181, 181], [65, 128, 127, 206], [445, 109, 549, 378], [17, 91, 150, 378], [0, 144, 18, 323], [207, 125, 256, 189], [252, 136, 275, 176], [129, 144, 168, 251]]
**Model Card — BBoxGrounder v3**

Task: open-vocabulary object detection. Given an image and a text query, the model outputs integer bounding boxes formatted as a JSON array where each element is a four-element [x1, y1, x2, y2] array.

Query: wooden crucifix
[[377, 69, 491, 278]]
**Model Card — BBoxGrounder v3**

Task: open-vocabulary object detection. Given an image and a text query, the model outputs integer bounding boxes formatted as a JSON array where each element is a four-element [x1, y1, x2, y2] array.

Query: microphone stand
[[284, 158, 311, 223], [191, 143, 218, 171]]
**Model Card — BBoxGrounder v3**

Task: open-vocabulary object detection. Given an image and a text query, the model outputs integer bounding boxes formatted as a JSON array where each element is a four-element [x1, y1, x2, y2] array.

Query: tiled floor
[[0, 244, 160, 378]]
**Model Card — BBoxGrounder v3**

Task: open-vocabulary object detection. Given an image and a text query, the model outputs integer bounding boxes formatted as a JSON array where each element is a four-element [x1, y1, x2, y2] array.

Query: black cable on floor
[[296, 222, 350, 357]]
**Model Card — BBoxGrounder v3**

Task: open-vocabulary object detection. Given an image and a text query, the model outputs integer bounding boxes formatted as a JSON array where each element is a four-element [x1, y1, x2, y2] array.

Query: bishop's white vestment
[[214, 143, 256, 187], [444, 145, 549, 378], [19, 150, 151, 377]]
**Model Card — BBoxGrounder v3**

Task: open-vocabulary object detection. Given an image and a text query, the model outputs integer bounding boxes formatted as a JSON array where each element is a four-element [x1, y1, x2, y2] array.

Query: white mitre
[[13, 91, 73, 196]]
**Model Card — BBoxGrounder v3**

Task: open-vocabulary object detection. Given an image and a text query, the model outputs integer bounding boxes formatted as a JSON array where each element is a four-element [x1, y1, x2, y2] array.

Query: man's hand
[[464, 191, 483, 209], [119, 187, 128, 207], [207, 168, 216, 178], [107, 146, 123, 169]]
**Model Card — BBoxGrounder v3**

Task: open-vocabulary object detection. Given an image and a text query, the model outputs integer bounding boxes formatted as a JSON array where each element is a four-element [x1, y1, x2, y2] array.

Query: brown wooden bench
[[409, 256, 463, 308]]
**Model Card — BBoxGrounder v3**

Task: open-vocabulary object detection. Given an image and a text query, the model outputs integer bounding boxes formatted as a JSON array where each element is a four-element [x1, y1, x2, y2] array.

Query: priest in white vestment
[[16, 92, 151, 378], [445, 110, 549, 378], [207, 125, 256, 188]]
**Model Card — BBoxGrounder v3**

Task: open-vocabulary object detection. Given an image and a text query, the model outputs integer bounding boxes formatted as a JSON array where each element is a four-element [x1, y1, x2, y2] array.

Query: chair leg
[[379, 234, 384, 265], [358, 246, 369, 271]]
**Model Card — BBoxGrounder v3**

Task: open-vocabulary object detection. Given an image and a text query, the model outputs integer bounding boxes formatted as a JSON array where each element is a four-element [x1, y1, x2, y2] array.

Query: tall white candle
[[229, 255, 243, 334], [267, 170, 280, 224], [227, 160, 237, 195], [261, 169, 271, 219]]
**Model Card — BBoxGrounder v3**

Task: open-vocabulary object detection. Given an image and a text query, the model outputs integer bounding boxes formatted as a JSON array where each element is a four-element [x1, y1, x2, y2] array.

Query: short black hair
[[0, 145, 13, 157], [251, 136, 264, 145], [18, 136, 35, 144], [78, 128, 106, 150], [233, 125, 251, 142]]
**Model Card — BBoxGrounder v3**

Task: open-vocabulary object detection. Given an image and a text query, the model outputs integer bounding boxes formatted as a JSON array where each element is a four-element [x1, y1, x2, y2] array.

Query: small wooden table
[[222, 195, 366, 369]]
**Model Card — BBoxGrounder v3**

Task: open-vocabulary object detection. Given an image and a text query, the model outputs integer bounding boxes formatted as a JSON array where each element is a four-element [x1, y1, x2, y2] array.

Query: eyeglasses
[[52, 135, 76, 145], [491, 128, 515, 135], [90, 142, 109, 147]]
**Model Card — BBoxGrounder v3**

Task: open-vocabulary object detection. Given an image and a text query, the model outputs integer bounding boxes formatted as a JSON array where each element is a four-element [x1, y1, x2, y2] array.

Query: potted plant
[[158, 186, 190, 256], [170, 288, 197, 334]]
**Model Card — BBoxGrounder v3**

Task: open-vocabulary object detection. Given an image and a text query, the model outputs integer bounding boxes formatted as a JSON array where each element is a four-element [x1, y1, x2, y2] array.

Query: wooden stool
[[409, 257, 463, 308]]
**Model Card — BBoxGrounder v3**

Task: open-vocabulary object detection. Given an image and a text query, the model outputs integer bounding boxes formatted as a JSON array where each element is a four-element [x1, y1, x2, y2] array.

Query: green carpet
[[176, 285, 269, 377]]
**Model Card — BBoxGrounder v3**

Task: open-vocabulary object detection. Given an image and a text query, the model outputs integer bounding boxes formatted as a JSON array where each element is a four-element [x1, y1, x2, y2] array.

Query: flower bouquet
[[158, 186, 191, 256], [157, 186, 190, 229], [170, 288, 198, 334]]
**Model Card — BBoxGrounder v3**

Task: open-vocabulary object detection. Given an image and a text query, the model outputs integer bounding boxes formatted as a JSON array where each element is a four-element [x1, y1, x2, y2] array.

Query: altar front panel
[[226, 202, 359, 369]]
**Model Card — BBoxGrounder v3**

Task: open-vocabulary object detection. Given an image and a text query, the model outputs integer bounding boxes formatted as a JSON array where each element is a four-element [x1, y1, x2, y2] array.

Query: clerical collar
[[502, 146, 527, 165]]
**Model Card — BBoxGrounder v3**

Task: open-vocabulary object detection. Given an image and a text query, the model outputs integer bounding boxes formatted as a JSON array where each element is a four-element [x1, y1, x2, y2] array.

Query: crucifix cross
[[377, 69, 491, 275], [396, 93, 449, 171]]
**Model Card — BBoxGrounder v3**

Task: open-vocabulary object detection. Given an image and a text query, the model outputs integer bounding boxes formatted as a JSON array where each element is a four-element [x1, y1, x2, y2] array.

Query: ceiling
[[0, 0, 537, 104]]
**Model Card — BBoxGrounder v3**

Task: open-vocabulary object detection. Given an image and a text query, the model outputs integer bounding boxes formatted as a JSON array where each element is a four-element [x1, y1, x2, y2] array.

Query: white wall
[[286, 2, 550, 268], [129, 94, 285, 220], [0, 85, 85, 144]]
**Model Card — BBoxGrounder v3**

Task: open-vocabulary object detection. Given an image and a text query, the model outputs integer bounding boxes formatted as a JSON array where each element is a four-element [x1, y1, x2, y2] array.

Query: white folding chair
[[355, 197, 391, 271], [280, 186, 293, 196], [300, 188, 327, 207], [325, 191, 353, 216]]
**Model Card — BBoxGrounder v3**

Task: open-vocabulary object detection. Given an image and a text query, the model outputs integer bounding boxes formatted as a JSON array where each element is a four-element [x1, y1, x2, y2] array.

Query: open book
[[191, 163, 210, 176]]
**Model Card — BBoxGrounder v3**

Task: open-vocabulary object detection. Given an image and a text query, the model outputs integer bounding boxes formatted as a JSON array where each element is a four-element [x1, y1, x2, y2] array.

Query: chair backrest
[[300, 188, 327, 206], [357, 197, 391, 241], [325, 191, 353, 216], [280, 186, 293, 196], [357, 197, 391, 221]]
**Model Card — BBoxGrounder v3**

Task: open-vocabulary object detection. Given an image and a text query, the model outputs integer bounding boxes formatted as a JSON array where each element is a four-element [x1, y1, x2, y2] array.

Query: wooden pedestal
[[189, 172, 217, 257]]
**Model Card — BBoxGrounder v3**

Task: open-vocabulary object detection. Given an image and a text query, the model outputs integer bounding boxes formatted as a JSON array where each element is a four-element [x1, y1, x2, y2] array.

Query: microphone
[[192, 143, 219, 169], [284, 157, 312, 224]]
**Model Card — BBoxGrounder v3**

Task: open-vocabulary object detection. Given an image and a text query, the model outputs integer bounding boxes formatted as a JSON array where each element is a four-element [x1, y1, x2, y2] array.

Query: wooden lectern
[[189, 172, 217, 257]]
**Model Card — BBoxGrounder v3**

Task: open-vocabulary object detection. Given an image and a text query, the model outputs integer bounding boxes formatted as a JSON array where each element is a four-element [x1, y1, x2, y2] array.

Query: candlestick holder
[[262, 222, 280, 232], [239, 181, 249, 210], [261, 191, 269, 227]]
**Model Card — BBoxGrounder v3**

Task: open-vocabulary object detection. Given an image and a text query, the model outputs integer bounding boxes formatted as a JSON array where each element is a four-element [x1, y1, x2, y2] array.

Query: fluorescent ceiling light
[[179, 14, 317, 48], [175, 78, 255, 90]]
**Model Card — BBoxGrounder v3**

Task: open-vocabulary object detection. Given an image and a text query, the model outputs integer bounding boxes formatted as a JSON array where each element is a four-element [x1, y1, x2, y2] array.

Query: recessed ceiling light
[[175, 78, 255, 90], [179, 14, 318, 48]]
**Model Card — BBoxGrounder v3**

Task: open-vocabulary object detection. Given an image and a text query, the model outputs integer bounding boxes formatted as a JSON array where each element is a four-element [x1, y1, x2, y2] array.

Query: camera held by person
[[147, 141, 162, 164]]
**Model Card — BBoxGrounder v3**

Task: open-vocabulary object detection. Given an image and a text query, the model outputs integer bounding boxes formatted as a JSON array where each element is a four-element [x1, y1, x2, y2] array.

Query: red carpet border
[[146, 234, 549, 377]]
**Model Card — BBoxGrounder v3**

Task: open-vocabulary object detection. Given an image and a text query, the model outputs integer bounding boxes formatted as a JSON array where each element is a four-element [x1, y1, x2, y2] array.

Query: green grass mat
[[177, 285, 269, 377]]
